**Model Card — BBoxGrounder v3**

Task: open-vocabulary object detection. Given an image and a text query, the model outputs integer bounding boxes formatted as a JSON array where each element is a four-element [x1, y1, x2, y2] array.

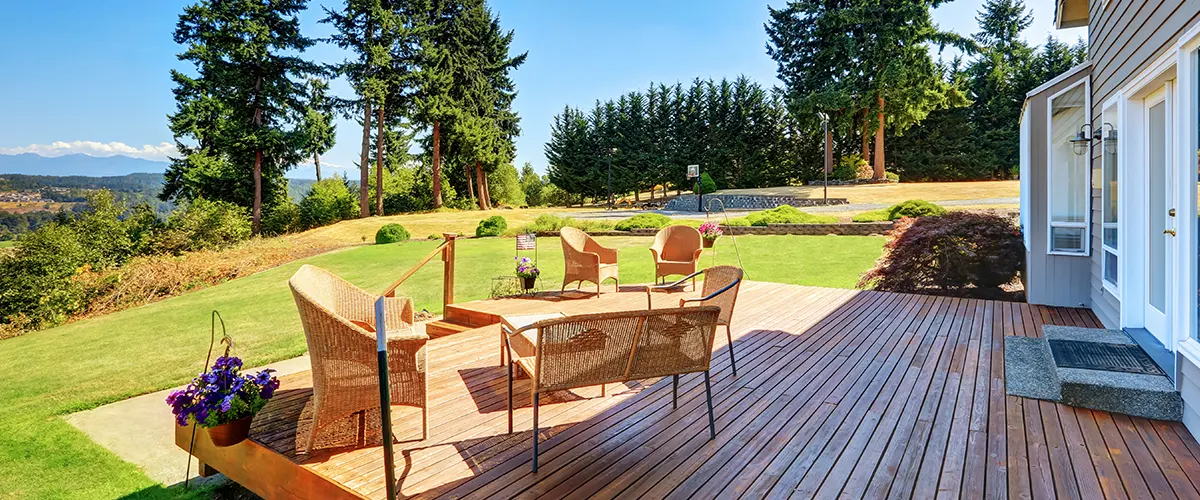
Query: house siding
[[1088, 0, 1200, 441], [1023, 67, 1092, 308]]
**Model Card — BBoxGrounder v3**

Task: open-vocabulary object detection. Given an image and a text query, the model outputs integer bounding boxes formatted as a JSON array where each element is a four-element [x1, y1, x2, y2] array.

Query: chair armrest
[[691, 248, 704, 262], [679, 278, 741, 305], [649, 247, 661, 263], [594, 245, 618, 264], [655, 270, 704, 289]]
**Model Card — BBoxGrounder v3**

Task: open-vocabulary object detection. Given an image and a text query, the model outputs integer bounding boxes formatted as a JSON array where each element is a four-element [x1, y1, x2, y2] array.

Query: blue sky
[[0, 1, 1083, 179]]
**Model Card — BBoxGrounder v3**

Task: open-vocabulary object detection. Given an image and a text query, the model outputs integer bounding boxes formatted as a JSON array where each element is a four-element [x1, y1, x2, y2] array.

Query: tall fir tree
[[300, 78, 337, 181], [165, 0, 316, 234]]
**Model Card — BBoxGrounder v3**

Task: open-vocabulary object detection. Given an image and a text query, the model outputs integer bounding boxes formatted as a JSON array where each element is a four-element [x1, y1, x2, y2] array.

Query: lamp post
[[606, 147, 617, 209], [817, 112, 830, 204]]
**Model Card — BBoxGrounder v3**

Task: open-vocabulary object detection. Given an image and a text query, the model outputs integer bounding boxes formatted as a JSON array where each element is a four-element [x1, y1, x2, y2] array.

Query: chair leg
[[532, 393, 540, 472], [600, 383, 605, 397], [422, 404, 428, 441], [507, 357, 514, 434], [726, 325, 737, 377], [704, 371, 715, 440], [672, 374, 679, 409]]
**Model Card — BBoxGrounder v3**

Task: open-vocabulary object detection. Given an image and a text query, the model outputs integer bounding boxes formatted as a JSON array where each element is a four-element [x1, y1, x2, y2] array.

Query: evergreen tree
[[300, 78, 337, 181], [165, 0, 316, 234], [965, 0, 1035, 177]]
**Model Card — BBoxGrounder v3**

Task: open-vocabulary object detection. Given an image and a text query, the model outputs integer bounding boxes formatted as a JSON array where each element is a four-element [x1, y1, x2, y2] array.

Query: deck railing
[[381, 232, 456, 306]]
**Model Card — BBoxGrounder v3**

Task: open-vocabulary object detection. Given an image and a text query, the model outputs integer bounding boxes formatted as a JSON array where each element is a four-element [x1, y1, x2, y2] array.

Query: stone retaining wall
[[663, 194, 848, 212]]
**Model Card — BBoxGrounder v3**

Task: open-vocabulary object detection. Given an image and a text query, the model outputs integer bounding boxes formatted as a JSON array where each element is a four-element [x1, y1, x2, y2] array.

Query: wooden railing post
[[442, 233, 456, 306]]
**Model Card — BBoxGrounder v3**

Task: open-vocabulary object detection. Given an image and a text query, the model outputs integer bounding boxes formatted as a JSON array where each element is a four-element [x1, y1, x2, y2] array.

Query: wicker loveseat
[[503, 306, 722, 471], [288, 264, 428, 454]]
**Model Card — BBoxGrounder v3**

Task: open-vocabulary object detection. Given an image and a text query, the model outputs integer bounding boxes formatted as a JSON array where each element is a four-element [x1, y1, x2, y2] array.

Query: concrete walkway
[[64, 355, 312, 488]]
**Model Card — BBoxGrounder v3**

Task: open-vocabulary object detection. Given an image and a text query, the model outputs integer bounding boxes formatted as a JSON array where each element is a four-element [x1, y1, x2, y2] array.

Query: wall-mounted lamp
[[1070, 122, 1117, 155]]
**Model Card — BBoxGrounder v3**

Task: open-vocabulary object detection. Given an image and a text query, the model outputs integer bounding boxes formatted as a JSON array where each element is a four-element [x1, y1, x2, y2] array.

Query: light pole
[[817, 112, 830, 204]]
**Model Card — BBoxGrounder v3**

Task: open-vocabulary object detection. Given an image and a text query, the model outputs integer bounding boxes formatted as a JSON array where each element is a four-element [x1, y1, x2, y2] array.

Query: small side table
[[499, 312, 565, 366]]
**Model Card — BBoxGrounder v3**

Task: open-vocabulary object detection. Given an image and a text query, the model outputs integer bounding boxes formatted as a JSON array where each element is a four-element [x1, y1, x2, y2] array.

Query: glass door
[[1146, 89, 1175, 344]]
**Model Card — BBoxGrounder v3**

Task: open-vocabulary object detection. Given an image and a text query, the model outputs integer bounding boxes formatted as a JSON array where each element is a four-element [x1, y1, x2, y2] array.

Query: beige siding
[[1024, 68, 1093, 308]]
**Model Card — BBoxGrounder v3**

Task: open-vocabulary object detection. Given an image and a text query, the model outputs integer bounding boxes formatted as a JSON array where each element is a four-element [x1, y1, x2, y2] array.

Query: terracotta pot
[[207, 415, 253, 447], [702, 238, 716, 248], [521, 276, 537, 290]]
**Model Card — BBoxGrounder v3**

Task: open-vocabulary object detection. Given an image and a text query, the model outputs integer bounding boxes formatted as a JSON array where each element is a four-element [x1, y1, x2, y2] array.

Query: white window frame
[[1046, 79, 1092, 257], [1101, 101, 1120, 296]]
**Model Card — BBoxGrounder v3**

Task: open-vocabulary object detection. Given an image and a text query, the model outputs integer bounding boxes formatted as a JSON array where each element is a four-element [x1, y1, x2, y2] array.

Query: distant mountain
[[0, 153, 169, 177]]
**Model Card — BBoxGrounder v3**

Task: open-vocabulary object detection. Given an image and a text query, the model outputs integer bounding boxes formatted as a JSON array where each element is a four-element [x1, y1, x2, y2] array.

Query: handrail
[[382, 233, 457, 307]]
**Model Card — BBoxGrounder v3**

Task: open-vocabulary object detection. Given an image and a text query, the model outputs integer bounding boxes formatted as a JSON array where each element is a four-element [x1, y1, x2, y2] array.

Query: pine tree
[[300, 78, 337, 181], [965, 0, 1035, 177], [165, 0, 316, 234]]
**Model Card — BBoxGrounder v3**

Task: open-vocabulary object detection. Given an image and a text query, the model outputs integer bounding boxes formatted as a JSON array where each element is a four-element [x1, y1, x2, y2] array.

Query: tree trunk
[[464, 163, 475, 203], [314, 152, 322, 181], [874, 97, 885, 179], [432, 121, 442, 208], [251, 76, 263, 235], [482, 170, 493, 209], [860, 110, 870, 162], [375, 105, 385, 216], [634, 189, 640, 202], [359, 101, 372, 218], [475, 162, 487, 210], [825, 127, 834, 173]]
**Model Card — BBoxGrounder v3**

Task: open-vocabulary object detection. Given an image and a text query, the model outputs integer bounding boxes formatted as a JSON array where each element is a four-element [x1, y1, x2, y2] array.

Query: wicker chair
[[645, 265, 744, 376], [503, 306, 722, 471], [650, 226, 704, 287], [288, 264, 428, 454], [560, 226, 619, 295]]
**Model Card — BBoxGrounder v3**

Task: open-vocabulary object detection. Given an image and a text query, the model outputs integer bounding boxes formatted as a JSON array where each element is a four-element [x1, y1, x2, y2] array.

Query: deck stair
[[424, 303, 504, 337], [1005, 325, 1182, 421]]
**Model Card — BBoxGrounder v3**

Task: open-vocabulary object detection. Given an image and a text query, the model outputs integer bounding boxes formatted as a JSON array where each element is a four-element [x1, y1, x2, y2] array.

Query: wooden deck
[[178, 282, 1200, 499]]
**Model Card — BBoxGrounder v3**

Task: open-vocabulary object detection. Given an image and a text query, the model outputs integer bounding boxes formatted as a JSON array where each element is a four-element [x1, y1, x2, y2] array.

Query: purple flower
[[166, 356, 279, 428]]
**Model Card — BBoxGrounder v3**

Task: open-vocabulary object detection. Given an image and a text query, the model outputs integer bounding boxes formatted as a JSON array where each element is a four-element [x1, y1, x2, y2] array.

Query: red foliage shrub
[[858, 211, 1024, 294]]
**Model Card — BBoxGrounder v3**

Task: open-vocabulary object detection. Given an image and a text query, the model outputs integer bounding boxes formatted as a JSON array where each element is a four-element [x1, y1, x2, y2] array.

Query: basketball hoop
[[686, 164, 699, 179]]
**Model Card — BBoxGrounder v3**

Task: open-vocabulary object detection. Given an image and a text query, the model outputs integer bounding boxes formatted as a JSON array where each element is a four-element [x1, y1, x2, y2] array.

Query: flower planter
[[702, 238, 716, 249], [521, 276, 537, 290], [207, 415, 253, 447]]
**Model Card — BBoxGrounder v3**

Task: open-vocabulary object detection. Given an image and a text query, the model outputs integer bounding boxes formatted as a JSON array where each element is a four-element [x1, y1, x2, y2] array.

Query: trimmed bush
[[743, 205, 837, 226], [858, 211, 1024, 293], [698, 172, 718, 194], [721, 217, 751, 227], [614, 213, 672, 231], [375, 224, 410, 244], [852, 210, 891, 223], [887, 199, 947, 219], [885, 171, 900, 181], [427, 233, 442, 240], [299, 178, 358, 230], [475, 215, 508, 237], [519, 214, 614, 233]]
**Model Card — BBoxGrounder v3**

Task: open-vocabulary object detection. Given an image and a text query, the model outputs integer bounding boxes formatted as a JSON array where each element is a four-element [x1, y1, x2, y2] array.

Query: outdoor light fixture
[[1070, 122, 1116, 156]]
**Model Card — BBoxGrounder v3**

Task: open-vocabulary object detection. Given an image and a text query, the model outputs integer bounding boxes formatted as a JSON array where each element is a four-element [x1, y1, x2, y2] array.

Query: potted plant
[[515, 256, 540, 291], [698, 221, 723, 248], [167, 356, 280, 447]]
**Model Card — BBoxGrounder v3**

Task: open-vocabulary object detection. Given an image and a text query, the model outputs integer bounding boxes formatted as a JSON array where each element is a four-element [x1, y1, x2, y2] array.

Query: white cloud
[[0, 141, 178, 162]]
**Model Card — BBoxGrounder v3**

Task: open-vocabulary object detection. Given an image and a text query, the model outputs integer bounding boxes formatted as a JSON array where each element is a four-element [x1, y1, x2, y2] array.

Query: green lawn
[[0, 234, 882, 498]]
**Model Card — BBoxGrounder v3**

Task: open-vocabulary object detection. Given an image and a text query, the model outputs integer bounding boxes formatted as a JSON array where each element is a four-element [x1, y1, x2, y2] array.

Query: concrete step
[[1004, 325, 1182, 421]]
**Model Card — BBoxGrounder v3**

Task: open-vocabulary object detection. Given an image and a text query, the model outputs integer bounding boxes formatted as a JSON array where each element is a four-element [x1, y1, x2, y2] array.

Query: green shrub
[[299, 178, 358, 230], [721, 217, 751, 227], [488, 163, 527, 207], [833, 154, 867, 181], [157, 198, 252, 254], [614, 213, 672, 231], [520, 163, 546, 207], [518, 214, 614, 233], [887, 199, 947, 219], [697, 172, 718, 194], [375, 224, 410, 244], [0, 223, 88, 331], [859, 212, 1024, 293], [427, 233, 443, 240], [852, 210, 892, 222], [475, 215, 508, 237], [743, 205, 838, 225], [73, 190, 133, 269], [261, 198, 301, 236], [885, 171, 900, 181]]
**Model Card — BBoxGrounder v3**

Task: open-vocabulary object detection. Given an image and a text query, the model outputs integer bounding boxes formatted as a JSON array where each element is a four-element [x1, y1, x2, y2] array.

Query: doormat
[[1048, 339, 1166, 376]]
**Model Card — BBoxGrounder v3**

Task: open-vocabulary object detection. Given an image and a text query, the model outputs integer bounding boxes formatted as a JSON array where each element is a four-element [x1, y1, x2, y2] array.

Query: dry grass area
[[286, 206, 592, 248], [0, 201, 74, 213], [719, 180, 1019, 205]]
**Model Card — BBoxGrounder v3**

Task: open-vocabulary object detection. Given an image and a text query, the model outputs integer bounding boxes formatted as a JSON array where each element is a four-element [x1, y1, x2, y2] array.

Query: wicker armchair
[[650, 226, 704, 287], [288, 265, 428, 454], [503, 306, 722, 471], [560, 226, 619, 295], [645, 265, 743, 375]]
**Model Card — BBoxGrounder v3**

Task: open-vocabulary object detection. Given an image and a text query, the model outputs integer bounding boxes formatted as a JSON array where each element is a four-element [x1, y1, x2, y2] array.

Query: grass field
[[0, 233, 883, 498]]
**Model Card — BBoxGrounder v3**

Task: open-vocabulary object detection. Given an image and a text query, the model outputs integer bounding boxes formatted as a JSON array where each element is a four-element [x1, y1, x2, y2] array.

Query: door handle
[[1165, 229, 1177, 236]]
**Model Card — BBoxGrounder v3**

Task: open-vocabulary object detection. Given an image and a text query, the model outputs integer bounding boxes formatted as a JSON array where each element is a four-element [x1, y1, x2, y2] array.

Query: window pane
[[1149, 100, 1167, 311], [1102, 105, 1118, 250], [1051, 86, 1088, 226], [1052, 227, 1084, 252], [1104, 250, 1118, 286]]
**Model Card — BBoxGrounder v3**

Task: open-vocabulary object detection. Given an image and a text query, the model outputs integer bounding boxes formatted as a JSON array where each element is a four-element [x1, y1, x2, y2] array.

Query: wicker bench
[[503, 306, 722, 471]]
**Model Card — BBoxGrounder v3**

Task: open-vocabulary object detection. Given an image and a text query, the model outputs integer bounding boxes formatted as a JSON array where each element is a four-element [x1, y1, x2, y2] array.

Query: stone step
[[1004, 326, 1182, 421]]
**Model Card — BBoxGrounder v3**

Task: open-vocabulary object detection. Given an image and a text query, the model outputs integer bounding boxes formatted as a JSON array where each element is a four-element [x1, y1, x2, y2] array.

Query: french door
[[1145, 87, 1176, 345]]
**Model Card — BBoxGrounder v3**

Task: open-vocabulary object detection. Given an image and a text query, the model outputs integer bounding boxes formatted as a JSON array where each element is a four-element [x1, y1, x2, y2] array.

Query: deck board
[[179, 282, 1200, 499]]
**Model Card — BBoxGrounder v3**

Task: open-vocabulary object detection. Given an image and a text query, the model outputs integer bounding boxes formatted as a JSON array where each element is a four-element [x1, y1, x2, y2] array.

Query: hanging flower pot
[[522, 276, 537, 290], [698, 222, 723, 249], [702, 238, 716, 249], [207, 415, 253, 447]]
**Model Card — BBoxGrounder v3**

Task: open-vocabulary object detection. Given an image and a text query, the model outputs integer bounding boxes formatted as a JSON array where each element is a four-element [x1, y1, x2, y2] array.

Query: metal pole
[[823, 119, 829, 204], [697, 165, 703, 213], [606, 150, 613, 209], [375, 297, 397, 500]]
